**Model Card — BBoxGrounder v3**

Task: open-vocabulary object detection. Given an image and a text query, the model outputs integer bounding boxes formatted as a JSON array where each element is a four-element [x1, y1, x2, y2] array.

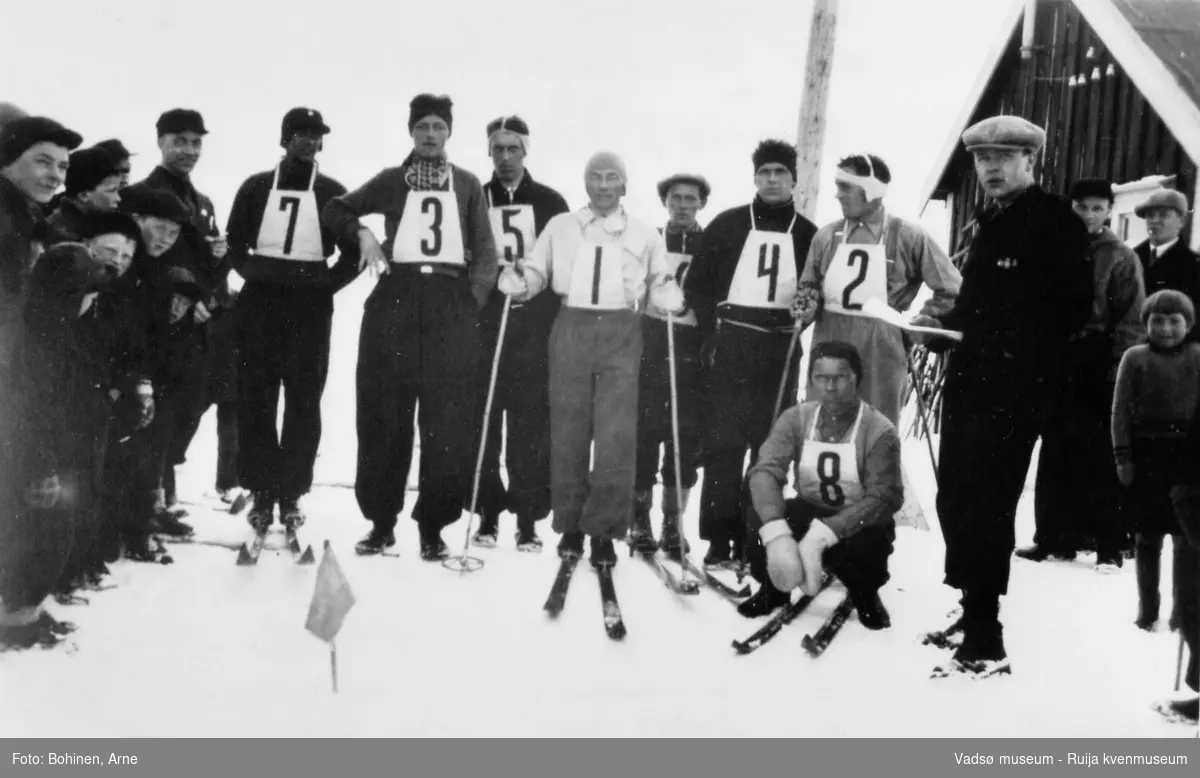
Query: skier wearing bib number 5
[[683, 139, 817, 572], [793, 154, 960, 426], [498, 151, 687, 569], [321, 94, 498, 561], [225, 107, 362, 533], [469, 115, 569, 551], [745, 340, 901, 628]]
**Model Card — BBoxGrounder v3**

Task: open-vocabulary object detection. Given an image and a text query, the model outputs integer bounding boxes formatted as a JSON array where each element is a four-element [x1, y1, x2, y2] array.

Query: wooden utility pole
[[794, 0, 840, 221]]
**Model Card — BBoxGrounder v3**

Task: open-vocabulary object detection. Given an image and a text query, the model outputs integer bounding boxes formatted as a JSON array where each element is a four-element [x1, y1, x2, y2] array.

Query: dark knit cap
[[118, 184, 191, 226], [84, 212, 143, 245], [65, 147, 121, 196], [752, 139, 798, 180], [0, 116, 83, 168], [808, 339, 864, 384], [92, 138, 134, 161], [409, 94, 453, 134], [1069, 178, 1115, 203]]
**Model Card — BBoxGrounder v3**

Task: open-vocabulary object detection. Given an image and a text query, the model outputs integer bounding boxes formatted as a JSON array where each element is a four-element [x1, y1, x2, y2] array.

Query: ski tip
[[298, 546, 316, 564], [235, 544, 254, 566], [228, 493, 250, 514], [800, 636, 819, 657], [731, 640, 751, 655]]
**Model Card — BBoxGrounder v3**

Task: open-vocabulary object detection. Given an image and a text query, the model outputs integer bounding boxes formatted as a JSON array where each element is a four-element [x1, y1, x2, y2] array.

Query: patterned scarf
[[405, 155, 450, 191]]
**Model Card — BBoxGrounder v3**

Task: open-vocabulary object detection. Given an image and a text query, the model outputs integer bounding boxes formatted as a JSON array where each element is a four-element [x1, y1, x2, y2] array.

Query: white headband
[[488, 128, 530, 156], [834, 162, 888, 202]]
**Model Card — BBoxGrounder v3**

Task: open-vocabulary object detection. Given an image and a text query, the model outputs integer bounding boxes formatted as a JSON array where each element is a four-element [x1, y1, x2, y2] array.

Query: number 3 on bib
[[421, 197, 443, 256]]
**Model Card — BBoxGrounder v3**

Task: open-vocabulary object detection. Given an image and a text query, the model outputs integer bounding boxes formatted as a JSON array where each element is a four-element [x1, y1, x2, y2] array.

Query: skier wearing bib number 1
[[321, 94, 497, 561], [629, 173, 710, 558], [225, 107, 362, 533], [469, 115, 569, 551], [684, 139, 817, 576], [792, 153, 960, 427], [498, 151, 687, 569]]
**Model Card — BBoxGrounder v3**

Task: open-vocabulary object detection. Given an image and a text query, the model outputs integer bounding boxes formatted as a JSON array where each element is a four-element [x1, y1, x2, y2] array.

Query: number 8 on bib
[[797, 402, 866, 510]]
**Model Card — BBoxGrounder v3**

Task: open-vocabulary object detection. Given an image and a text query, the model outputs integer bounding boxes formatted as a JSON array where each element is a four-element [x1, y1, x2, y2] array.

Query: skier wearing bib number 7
[[683, 139, 817, 575], [745, 340, 901, 628], [225, 107, 362, 533], [498, 151, 687, 569], [793, 153, 960, 427], [469, 115, 570, 551], [321, 94, 498, 561], [629, 173, 711, 558]]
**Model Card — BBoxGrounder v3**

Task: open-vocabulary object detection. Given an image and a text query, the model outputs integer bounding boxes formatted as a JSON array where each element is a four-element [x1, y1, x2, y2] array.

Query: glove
[[1117, 463, 1135, 487], [650, 280, 687, 316], [134, 380, 155, 429], [497, 265, 529, 299], [760, 520, 804, 592], [796, 520, 838, 596], [23, 474, 62, 510], [791, 284, 821, 324]]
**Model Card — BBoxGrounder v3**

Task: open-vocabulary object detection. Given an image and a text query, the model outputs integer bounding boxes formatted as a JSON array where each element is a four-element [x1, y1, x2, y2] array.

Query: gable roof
[[919, 0, 1200, 213]]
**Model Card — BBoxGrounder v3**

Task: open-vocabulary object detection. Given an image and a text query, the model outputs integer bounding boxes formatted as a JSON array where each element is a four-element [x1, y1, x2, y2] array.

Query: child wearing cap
[[1112, 289, 1200, 631]]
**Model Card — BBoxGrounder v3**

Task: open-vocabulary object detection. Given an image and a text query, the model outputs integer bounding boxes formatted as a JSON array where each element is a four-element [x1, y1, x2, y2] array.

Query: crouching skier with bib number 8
[[744, 341, 901, 628], [321, 94, 498, 561], [499, 151, 687, 570]]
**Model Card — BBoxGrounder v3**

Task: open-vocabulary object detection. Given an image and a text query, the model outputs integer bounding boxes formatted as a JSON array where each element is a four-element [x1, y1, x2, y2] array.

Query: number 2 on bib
[[816, 452, 845, 507], [421, 197, 443, 256], [757, 244, 780, 303], [841, 249, 869, 310]]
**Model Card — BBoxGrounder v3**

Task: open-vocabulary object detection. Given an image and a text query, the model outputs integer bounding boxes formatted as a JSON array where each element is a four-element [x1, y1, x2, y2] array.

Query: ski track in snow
[[1, 277, 1193, 738]]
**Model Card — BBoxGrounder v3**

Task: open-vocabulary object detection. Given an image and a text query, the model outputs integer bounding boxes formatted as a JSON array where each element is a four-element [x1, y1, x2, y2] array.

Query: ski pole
[[666, 311, 699, 594], [1175, 631, 1185, 692], [445, 294, 512, 573]]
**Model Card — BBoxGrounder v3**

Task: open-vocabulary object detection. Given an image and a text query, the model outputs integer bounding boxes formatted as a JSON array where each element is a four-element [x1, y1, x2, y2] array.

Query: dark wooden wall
[[938, 0, 1195, 255]]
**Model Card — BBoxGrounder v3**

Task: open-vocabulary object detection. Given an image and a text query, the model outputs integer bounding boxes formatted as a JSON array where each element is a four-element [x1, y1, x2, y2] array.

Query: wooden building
[[919, 0, 1200, 254]]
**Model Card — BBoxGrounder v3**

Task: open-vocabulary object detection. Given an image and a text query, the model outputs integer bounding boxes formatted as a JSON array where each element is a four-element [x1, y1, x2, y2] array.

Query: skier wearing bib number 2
[[629, 172, 710, 558], [745, 340, 901, 628], [498, 151, 687, 569], [684, 139, 817, 573], [321, 94, 497, 561], [469, 115, 569, 551], [225, 107, 362, 533], [793, 154, 960, 426]]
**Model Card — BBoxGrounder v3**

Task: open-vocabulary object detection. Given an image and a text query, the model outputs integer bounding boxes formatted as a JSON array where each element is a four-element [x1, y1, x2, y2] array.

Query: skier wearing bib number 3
[[793, 154, 960, 427], [745, 340, 901, 628], [226, 107, 362, 533], [469, 115, 569, 551], [499, 152, 687, 569], [684, 139, 817, 572], [321, 94, 498, 561]]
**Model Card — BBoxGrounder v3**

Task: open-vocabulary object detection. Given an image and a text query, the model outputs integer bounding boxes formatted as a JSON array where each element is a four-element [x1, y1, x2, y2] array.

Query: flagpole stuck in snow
[[306, 540, 356, 694], [331, 641, 339, 694]]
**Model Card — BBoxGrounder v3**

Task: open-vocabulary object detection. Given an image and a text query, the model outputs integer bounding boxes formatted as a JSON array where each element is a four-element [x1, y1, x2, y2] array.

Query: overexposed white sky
[[4, 0, 1016, 241]]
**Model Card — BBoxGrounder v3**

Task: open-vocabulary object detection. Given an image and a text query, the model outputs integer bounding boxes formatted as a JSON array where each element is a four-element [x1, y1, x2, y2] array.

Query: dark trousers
[[747, 498, 895, 596], [699, 322, 800, 543], [1033, 338, 1126, 556], [102, 426, 159, 547], [54, 431, 110, 591], [170, 316, 240, 496], [938, 354, 1055, 599], [235, 283, 332, 500], [474, 297, 555, 524], [355, 273, 481, 533], [548, 308, 642, 540], [1169, 485, 1200, 692], [170, 399, 238, 495], [634, 317, 705, 492]]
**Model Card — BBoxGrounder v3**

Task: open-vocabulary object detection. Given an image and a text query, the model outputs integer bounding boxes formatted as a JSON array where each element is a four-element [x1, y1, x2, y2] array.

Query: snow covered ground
[[1, 276, 1194, 738]]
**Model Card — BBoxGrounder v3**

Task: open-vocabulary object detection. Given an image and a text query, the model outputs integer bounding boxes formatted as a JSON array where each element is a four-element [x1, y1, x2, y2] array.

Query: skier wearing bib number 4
[[321, 94, 497, 561], [469, 115, 569, 552], [793, 154, 960, 427], [499, 151, 687, 569], [629, 173, 710, 558], [225, 107, 362, 533], [744, 340, 901, 628], [684, 139, 817, 571]]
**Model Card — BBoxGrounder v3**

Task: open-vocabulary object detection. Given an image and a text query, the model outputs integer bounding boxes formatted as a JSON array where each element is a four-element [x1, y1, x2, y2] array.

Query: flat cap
[[65, 147, 121, 196], [1134, 188, 1189, 218], [92, 138, 135, 160], [156, 108, 207, 136], [281, 107, 330, 146], [118, 183, 192, 225], [0, 116, 83, 168], [657, 173, 711, 203], [962, 115, 1045, 153]]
